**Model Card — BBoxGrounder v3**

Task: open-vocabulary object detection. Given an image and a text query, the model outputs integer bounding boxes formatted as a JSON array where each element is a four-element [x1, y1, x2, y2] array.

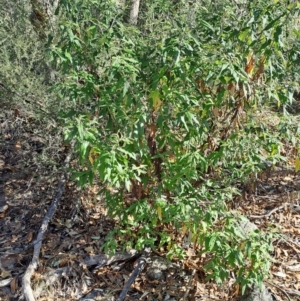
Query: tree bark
[[128, 0, 140, 25], [29, 0, 59, 38]]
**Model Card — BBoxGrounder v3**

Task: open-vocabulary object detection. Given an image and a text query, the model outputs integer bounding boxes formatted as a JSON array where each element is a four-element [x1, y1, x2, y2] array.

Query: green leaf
[[64, 50, 72, 63], [207, 235, 217, 251], [67, 28, 75, 42], [263, 13, 285, 31], [200, 19, 214, 32], [150, 90, 162, 111]]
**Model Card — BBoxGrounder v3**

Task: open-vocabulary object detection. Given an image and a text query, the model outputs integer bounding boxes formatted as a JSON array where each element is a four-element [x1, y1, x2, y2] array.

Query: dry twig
[[250, 203, 300, 219], [182, 269, 196, 301], [266, 280, 292, 301]]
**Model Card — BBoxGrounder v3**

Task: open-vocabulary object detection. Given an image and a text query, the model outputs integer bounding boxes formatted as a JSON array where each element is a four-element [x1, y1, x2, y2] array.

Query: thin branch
[[250, 203, 300, 219], [182, 269, 196, 301], [265, 280, 292, 301], [117, 247, 151, 301], [22, 141, 74, 301]]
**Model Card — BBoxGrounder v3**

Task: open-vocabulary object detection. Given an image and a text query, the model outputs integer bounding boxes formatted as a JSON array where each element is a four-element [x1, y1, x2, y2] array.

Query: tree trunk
[[29, 0, 59, 38], [128, 0, 140, 25]]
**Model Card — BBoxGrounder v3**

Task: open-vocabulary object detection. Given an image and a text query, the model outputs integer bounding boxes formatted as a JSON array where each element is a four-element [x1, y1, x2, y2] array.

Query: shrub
[[50, 0, 299, 293]]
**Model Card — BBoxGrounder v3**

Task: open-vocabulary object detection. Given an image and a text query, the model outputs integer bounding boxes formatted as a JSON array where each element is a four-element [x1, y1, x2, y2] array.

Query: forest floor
[[0, 107, 300, 301]]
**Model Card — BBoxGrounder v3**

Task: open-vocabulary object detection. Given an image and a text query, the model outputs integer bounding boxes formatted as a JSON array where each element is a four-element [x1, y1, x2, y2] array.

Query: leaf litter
[[0, 108, 300, 301]]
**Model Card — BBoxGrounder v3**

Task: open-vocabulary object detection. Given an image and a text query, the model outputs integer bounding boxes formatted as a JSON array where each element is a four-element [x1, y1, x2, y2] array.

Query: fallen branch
[[284, 263, 300, 272], [266, 280, 292, 301], [250, 203, 300, 219], [283, 288, 300, 298], [182, 269, 196, 301], [250, 205, 284, 219], [117, 247, 151, 301], [22, 142, 74, 301]]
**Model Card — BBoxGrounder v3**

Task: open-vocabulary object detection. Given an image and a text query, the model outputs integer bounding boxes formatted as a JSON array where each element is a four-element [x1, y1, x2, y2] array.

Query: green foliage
[[0, 0, 57, 116], [50, 0, 299, 294], [202, 215, 274, 294]]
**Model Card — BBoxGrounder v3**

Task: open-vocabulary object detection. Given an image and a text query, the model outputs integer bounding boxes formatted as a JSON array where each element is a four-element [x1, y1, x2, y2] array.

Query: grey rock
[[146, 268, 163, 281], [148, 256, 179, 270], [238, 217, 258, 239], [240, 284, 273, 301]]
